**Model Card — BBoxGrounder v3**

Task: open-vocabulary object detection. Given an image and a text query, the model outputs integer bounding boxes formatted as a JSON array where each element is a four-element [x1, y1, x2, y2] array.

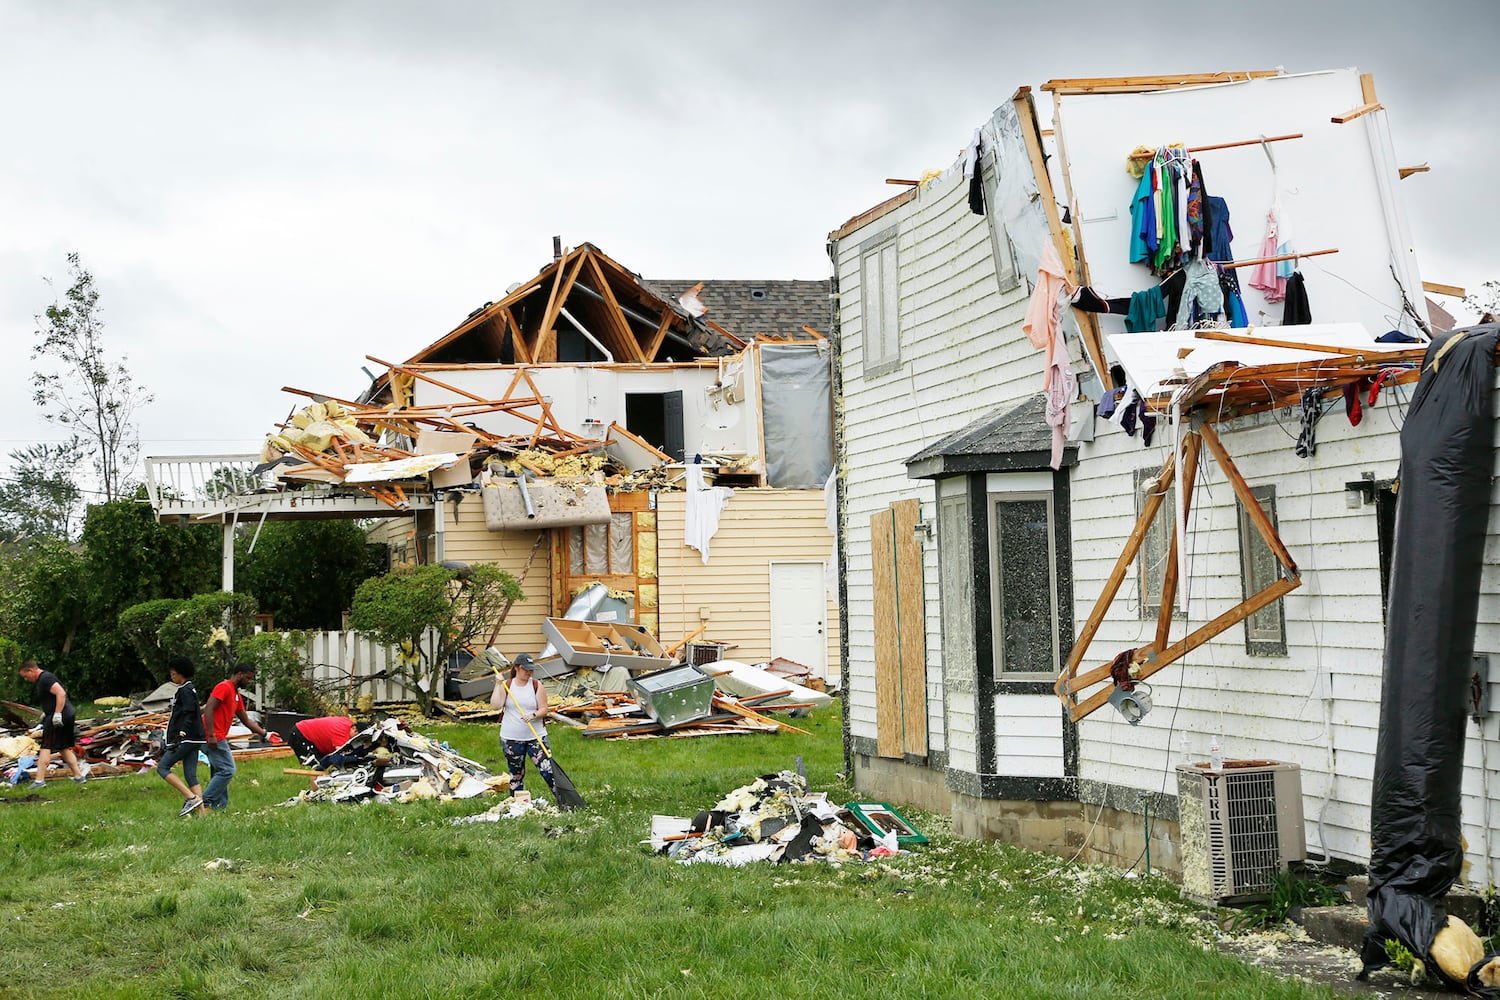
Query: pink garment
[[1046, 356, 1077, 471], [1247, 207, 1286, 303], [1022, 241, 1072, 360]]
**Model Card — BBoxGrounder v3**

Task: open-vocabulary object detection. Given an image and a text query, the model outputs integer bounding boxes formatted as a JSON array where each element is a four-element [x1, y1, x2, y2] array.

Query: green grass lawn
[[0, 707, 1333, 999]]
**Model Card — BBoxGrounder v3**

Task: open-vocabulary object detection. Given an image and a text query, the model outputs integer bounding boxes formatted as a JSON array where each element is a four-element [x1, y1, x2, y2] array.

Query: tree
[[32, 253, 153, 501], [0, 438, 86, 543], [1464, 280, 1498, 323], [349, 562, 524, 716], [236, 520, 387, 630]]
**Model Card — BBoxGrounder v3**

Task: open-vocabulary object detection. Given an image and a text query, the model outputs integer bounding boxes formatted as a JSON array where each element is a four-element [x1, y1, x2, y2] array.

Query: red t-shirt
[[208, 680, 242, 741], [295, 716, 354, 754]]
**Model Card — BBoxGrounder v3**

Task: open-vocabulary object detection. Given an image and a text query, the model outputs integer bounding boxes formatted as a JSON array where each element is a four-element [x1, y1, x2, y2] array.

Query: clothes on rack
[[1173, 259, 1224, 328], [1248, 204, 1287, 302], [1282, 271, 1311, 325], [1125, 287, 1165, 333], [1219, 268, 1248, 327], [1205, 196, 1234, 263]]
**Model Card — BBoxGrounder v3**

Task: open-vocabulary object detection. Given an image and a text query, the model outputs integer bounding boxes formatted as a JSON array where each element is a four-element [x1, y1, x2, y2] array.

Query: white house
[[830, 68, 1499, 883]]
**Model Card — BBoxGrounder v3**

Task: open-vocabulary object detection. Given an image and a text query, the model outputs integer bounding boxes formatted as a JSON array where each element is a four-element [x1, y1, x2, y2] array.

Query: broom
[[496, 671, 586, 811]]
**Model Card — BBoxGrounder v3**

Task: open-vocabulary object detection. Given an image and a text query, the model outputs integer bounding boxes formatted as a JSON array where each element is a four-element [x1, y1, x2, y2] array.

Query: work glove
[[51, 713, 63, 727], [266, 732, 283, 745]]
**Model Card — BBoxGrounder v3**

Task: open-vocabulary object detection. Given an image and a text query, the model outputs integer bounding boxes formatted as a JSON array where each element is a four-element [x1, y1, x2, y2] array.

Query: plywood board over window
[[871, 498, 928, 758], [552, 492, 659, 636]]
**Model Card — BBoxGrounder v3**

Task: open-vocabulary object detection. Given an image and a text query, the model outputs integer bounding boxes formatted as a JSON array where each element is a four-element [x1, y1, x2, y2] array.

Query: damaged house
[[830, 67, 1499, 890], [146, 243, 841, 685]]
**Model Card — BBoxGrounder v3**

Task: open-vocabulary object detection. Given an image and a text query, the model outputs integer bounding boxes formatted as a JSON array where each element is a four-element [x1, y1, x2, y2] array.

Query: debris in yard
[[452, 794, 563, 824], [281, 718, 506, 805], [648, 770, 915, 866]]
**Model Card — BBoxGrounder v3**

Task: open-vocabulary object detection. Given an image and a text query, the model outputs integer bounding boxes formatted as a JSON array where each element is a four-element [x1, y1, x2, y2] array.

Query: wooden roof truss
[[407, 244, 742, 367]]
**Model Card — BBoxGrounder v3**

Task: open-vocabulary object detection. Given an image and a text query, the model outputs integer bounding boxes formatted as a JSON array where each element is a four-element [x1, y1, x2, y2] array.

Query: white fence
[[300, 630, 441, 705]]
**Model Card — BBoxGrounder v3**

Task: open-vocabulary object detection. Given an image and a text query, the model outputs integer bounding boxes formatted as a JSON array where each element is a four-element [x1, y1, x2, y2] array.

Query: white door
[[769, 561, 828, 679]]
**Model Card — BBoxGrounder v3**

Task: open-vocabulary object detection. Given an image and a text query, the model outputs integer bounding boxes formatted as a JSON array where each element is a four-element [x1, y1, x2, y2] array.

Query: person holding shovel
[[490, 654, 558, 796]]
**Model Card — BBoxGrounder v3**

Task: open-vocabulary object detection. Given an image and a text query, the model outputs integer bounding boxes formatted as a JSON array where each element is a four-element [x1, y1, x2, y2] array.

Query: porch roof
[[905, 394, 1076, 479]]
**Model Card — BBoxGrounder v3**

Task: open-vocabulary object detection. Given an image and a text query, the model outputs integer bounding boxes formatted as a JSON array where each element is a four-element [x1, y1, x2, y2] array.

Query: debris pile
[[283, 718, 505, 805], [256, 366, 683, 511], [648, 771, 926, 867]]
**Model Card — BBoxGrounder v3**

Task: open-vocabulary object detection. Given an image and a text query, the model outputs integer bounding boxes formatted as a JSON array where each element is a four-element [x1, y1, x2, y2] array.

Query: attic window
[[749, 287, 767, 300]]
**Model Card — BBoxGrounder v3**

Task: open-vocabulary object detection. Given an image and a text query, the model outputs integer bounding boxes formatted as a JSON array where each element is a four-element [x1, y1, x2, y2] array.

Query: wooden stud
[[1054, 450, 1175, 701], [1041, 71, 1280, 94], [502, 307, 531, 364], [1192, 329, 1373, 357], [1154, 432, 1201, 652], [1331, 102, 1383, 124], [1423, 280, 1465, 297], [1399, 164, 1431, 179], [1198, 423, 1297, 573], [584, 254, 646, 362], [1360, 72, 1378, 104], [536, 252, 587, 363], [645, 311, 675, 362], [885, 178, 921, 186], [1012, 88, 1111, 388]]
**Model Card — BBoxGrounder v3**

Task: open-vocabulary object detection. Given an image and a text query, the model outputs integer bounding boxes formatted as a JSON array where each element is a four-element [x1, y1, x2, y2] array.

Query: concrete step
[[1346, 875, 1489, 928], [1299, 904, 1369, 951]]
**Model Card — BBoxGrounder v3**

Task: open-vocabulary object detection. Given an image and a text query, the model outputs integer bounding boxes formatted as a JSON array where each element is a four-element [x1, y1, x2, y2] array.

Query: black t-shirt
[[32, 671, 74, 719]]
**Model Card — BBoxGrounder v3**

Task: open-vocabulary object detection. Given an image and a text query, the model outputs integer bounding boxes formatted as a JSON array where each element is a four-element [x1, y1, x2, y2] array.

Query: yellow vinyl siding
[[656, 489, 839, 679]]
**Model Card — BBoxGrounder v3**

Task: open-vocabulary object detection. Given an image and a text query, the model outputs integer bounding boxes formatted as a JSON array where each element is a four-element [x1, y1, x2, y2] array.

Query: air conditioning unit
[[1176, 761, 1305, 904]]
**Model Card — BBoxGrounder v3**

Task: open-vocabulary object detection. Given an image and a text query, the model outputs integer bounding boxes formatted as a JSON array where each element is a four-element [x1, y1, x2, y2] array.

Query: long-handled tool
[[496, 671, 586, 811]]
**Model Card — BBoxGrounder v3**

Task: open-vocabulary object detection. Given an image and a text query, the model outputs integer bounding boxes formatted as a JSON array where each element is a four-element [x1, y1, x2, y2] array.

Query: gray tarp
[[760, 342, 833, 488]]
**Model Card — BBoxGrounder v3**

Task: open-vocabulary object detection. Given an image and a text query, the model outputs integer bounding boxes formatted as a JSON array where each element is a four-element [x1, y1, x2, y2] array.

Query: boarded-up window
[[1135, 467, 1176, 618], [1238, 484, 1287, 656], [861, 229, 899, 376], [870, 499, 927, 758], [989, 493, 1057, 676]]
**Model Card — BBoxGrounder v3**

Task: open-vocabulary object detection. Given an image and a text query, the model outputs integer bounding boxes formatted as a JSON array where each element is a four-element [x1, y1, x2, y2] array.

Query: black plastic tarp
[[1362, 324, 1500, 989]]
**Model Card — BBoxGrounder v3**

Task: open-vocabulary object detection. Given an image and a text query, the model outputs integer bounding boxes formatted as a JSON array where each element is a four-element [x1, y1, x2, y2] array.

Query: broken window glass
[[1238, 484, 1287, 655]]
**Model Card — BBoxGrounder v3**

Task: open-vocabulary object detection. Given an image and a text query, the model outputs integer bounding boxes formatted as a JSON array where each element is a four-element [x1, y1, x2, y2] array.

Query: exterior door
[[769, 561, 827, 678]]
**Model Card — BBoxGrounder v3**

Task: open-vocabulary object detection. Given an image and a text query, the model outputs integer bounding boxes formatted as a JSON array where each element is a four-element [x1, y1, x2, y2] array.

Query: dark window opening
[[624, 391, 685, 462], [556, 325, 607, 363], [1375, 480, 1398, 623], [750, 287, 767, 300]]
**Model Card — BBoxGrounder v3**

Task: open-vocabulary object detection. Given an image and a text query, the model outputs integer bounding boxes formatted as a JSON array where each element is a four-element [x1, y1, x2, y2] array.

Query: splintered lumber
[[711, 695, 810, 736]]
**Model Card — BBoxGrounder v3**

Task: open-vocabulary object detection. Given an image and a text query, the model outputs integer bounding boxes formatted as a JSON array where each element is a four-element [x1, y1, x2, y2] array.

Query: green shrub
[[236, 630, 320, 713]]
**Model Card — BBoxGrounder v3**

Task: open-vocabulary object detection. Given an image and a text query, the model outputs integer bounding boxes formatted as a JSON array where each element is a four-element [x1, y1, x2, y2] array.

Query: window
[[989, 492, 1058, 676], [937, 491, 976, 691], [1238, 484, 1287, 655], [1135, 467, 1176, 618], [860, 229, 900, 375]]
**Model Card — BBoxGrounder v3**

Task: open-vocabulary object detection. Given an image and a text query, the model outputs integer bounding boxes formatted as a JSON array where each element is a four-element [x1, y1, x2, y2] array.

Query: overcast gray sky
[[2, 1, 1495, 488]]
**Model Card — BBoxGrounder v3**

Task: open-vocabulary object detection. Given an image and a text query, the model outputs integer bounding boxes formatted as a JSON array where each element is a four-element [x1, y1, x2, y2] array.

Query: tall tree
[[0, 438, 86, 543], [237, 519, 387, 630], [32, 253, 153, 501]]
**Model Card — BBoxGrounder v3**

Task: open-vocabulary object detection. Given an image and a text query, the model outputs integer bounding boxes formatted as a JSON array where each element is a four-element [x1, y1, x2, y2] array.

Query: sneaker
[[178, 797, 203, 817], [29, 781, 46, 790], [71, 776, 87, 784]]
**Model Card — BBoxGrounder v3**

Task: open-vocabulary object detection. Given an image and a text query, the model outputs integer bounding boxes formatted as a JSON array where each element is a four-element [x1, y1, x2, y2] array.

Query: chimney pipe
[[552, 235, 562, 261]]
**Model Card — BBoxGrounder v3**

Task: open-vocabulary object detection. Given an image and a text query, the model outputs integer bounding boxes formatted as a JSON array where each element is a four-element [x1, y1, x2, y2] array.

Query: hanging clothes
[[1205, 196, 1234, 262], [964, 128, 985, 216], [1124, 286, 1165, 333], [1022, 241, 1076, 471], [1159, 267, 1187, 323], [1248, 203, 1287, 302], [684, 464, 733, 564], [1046, 355, 1077, 471], [1152, 153, 1180, 272], [1173, 259, 1225, 328], [1129, 165, 1156, 264], [1294, 387, 1327, 458], [1186, 160, 1206, 257], [1282, 271, 1312, 325], [1219, 269, 1248, 328]]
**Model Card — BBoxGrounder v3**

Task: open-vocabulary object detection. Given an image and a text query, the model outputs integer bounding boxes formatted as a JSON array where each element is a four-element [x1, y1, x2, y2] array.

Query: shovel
[[497, 672, 587, 811]]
